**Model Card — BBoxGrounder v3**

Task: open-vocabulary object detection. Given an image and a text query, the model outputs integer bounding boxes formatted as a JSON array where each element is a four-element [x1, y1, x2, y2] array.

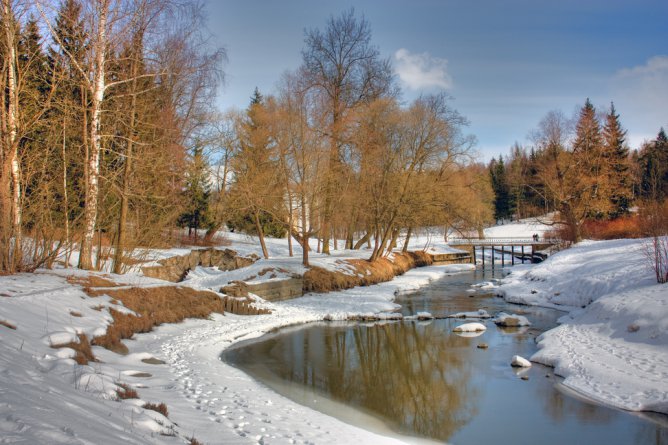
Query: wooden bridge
[[447, 237, 559, 266]]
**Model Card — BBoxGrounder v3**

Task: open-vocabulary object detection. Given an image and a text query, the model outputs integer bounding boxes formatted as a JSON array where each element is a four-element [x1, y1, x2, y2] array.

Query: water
[[223, 267, 668, 444]]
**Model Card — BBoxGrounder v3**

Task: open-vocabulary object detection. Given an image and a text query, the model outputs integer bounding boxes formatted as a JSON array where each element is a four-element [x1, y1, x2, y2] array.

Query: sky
[[204, 0, 668, 161]]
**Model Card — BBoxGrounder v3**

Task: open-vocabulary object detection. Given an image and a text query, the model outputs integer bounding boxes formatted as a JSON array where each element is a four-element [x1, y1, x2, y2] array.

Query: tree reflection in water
[[268, 321, 477, 441]]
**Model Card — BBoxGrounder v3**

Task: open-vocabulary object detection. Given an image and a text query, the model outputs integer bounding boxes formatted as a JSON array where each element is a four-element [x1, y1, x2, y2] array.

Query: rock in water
[[453, 322, 486, 332], [511, 355, 532, 368]]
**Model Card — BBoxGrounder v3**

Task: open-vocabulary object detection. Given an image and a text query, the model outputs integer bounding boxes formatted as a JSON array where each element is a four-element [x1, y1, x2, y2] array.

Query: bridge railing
[[447, 237, 559, 245]]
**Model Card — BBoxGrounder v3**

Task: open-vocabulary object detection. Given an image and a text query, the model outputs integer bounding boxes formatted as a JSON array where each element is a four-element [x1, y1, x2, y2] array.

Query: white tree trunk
[[3, 0, 21, 269], [79, 1, 108, 270]]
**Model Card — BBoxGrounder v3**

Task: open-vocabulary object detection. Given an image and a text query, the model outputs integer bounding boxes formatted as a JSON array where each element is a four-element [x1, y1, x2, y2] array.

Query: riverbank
[[0, 232, 473, 445], [496, 238, 668, 415]]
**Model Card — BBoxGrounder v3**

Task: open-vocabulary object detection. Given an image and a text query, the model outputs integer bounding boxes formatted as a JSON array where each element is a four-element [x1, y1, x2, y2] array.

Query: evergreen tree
[[602, 103, 632, 217], [572, 98, 609, 218], [489, 156, 513, 221], [639, 128, 668, 201], [178, 147, 212, 239]]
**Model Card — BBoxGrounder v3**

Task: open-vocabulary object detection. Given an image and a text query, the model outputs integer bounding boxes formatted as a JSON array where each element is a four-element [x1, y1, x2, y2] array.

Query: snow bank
[[497, 238, 668, 414]]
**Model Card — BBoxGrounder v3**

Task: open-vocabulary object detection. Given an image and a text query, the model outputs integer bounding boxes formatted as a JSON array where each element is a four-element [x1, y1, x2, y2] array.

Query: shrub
[[582, 215, 643, 240], [52, 333, 96, 365], [143, 402, 169, 418], [115, 383, 138, 400]]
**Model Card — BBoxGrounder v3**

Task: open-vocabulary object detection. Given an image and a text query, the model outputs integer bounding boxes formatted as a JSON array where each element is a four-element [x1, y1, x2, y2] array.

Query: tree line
[[0, 0, 223, 273], [1, 5, 493, 272], [181, 9, 494, 267], [488, 99, 668, 243]]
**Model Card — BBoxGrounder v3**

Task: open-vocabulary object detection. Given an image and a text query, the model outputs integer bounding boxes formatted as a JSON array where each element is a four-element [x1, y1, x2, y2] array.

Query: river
[[223, 267, 668, 444]]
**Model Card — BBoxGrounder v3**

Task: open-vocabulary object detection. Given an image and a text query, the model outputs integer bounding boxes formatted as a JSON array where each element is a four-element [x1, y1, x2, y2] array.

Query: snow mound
[[511, 355, 532, 368], [449, 309, 491, 319], [494, 312, 531, 327], [453, 322, 487, 332]]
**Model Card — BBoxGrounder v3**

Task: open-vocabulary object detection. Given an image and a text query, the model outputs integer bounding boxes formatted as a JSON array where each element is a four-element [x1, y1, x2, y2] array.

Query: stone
[[511, 355, 532, 368], [477, 343, 488, 349]]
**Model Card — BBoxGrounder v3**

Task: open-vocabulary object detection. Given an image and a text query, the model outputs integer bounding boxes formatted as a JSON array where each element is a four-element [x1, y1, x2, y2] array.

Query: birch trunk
[[79, 1, 108, 270]]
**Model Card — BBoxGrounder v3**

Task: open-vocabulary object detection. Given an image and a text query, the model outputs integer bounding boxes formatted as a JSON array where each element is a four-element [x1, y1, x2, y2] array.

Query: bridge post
[[472, 245, 477, 265], [521, 245, 525, 264], [501, 245, 505, 266], [511, 246, 515, 266], [491, 246, 495, 267], [481, 246, 485, 266]]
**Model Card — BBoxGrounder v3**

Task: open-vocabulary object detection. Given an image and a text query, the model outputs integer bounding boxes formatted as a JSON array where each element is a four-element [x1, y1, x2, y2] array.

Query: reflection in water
[[225, 268, 668, 444], [235, 321, 477, 441]]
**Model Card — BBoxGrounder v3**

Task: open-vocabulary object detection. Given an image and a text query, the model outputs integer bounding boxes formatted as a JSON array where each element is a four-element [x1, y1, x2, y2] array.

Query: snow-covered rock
[[494, 312, 531, 327], [511, 355, 532, 368], [453, 322, 487, 332], [449, 309, 491, 319]]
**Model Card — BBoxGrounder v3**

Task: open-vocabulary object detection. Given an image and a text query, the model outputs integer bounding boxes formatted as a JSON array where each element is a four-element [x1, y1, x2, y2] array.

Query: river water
[[223, 267, 668, 444]]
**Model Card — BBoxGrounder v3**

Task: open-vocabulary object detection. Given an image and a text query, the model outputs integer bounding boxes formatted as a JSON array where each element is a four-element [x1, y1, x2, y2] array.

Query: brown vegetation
[[143, 402, 169, 418], [67, 275, 119, 289], [0, 320, 16, 330], [88, 286, 226, 354], [303, 251, 432, 293], [582, 216, 643, 240], [52, 333, 96, 365], [115, 383, 139, 400]]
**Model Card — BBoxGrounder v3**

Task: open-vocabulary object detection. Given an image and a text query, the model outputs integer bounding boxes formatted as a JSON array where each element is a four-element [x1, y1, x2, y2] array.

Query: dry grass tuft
[[189, 437, 203, 445], [52, 333, 96, 365], [115, 383, 139, 400], [67, 275, 119, 289], [303, 251, 432, 293], [0, 320, 17, 330], [88, 286, 225, 353], [69, 310, 83, 317], [143, 402, 169, 418]]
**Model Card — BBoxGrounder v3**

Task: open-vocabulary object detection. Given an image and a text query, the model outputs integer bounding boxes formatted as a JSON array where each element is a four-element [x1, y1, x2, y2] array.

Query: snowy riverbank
[[0, 241, 472, 444], [496, 238, 668, 414]]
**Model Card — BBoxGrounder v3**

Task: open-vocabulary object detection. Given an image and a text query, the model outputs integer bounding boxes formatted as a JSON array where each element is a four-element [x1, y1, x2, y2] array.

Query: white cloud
[[394, 48, 453, 90], [610, 55, 668, 146]]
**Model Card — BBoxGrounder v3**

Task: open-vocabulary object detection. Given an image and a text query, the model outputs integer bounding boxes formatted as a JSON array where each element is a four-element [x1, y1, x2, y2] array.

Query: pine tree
[[602, 103, 632, 217], [640, 128, 668, 201], [572, 98, 609, 218], [178, 147, 212, 239], [489, 157, 513, 221]]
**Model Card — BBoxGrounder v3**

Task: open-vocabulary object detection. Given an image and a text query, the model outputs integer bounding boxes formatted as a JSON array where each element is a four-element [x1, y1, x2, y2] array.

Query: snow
[[3, 223, 668, 444], [493, 312, 531, 327], [452, 322, 487, 332], [497, 237, 668, 414], [511, 355, 532, 368], [0, 233, 470, 444], [448, 309, 491, 319]]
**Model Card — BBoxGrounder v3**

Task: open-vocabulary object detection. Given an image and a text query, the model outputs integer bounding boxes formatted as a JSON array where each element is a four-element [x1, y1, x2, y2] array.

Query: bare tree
[[302, 8, 393, 254]]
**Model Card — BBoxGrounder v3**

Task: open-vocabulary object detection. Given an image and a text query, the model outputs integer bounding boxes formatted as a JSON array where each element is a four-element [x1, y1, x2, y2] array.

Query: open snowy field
[[496, 238, 668, 414]]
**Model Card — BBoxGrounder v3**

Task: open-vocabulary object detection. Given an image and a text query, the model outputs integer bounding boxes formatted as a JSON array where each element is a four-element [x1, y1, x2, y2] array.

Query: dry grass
[[67, 275, 119, 289], [143, 402, 169, 418], [115, 383, 139, 400], [52, 333, 97, 365], [0, 320, 17, 330], [189, 438, 203, 445], [88, 286, 226, 353], [69, 310, 83, 317], [303, 251, 432, 293]]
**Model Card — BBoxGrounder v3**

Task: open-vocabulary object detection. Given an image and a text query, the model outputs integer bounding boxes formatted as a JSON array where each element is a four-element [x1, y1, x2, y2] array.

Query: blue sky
[[205, 0, 668, 160]]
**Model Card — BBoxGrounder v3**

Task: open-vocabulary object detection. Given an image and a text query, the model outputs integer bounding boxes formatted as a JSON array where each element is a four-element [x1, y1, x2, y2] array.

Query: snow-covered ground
[[496, 238, 668, 414], [3, 220, 666, 444], [0, 229, 473, 445]]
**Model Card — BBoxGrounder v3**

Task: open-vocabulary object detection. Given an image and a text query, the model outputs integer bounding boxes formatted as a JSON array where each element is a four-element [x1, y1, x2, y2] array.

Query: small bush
[[115, 383, 139, 400], [53, 333, 96, 365], [143, 402, 168, 418], [582, 216, 643, 240], [189, 437, 203, 445]]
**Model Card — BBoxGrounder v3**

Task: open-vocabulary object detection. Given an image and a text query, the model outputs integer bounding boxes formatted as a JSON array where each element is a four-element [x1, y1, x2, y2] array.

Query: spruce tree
[[640, 128, 668, 201], [178, 147, 212, 239], [602, 103, 632, 217], [572, 98, 608, 217]]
